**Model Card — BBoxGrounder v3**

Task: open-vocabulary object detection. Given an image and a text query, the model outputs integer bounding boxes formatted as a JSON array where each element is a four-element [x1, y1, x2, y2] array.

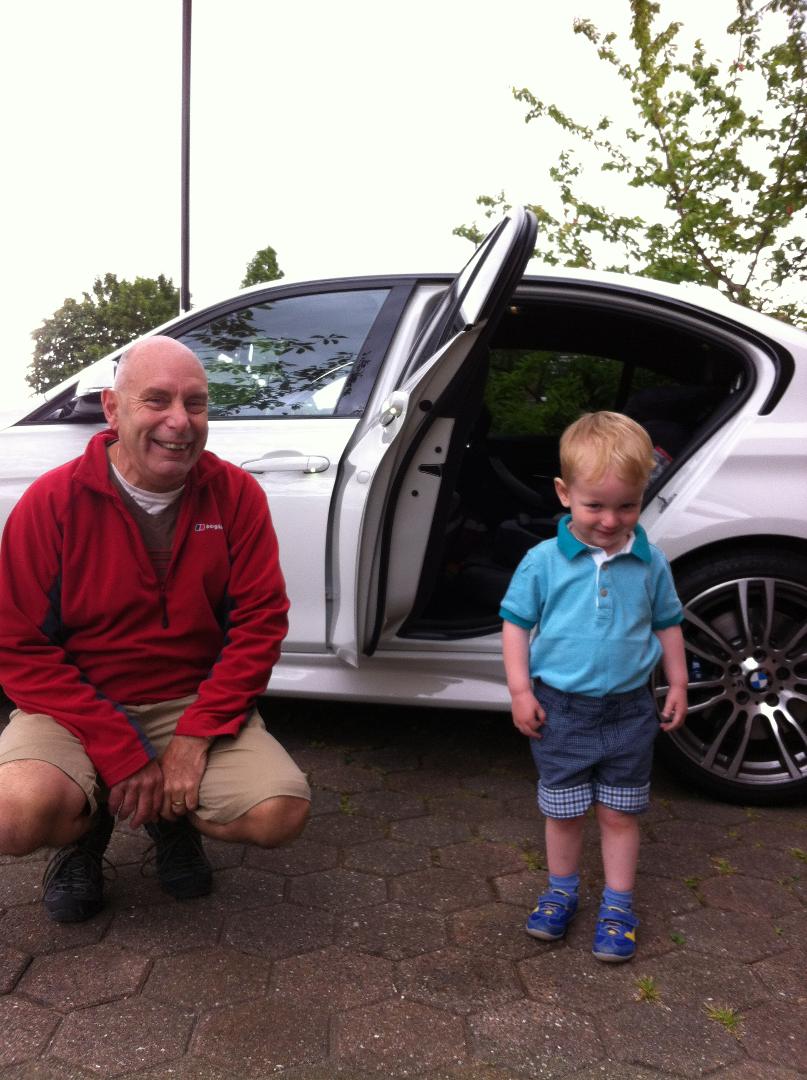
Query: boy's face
[[554, 469, 645, 555]]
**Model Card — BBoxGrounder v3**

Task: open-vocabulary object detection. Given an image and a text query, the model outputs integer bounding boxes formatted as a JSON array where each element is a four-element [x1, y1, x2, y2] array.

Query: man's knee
[[0, 760, 88, 854], [250, 795, 310, 848]]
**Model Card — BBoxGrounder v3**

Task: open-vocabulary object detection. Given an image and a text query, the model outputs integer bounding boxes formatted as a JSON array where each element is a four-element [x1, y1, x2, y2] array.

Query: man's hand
[[108, 760, 164, 829], [160, 734, 212, 819], [511, 689, 546, 738]]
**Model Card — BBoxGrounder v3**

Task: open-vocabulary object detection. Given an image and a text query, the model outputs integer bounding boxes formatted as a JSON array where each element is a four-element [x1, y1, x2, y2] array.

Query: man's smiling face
[[102, 337, 209, 492]]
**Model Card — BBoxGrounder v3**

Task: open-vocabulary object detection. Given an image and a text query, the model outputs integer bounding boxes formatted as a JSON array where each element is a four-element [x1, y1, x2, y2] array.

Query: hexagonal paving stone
[[348, 789, 427, 821], [105, 901, 224, 955], [468, 1000, 602, 1076], [723, 843, 807, 880], [436, 841, 525, 878], [667, 797, 750, 826], [191, 866, 284, 911], [0, 997, 59, 1067], [519, 947, 652, 1014], [343, 838, 431, 876], [192, 998, 329, 1074], [601, 1000, 744, 1074], [648, 819, 741, 851], [390, 817, 473, 847], [144, 946, 269, 1009], [698, 873, 802, 918], [476, 816, 543, 847], [0, 1062, 89, 1080], [462, 773, 534, 801], [0, 860, 48, 907], [427, 794, 505, 822], [752, 945, 807, 1003], [630, 949, 769, 1011], [493, 868, 545, 907], [637, 840, 726, 883], [334, 998, 466, 1074], [737, 816, 807, 850], [391, 867, 491, 912], [106, 827, 151, 866], [558, 1067, 687, 1080], [708, 1064, 804, 1080], [634, 872, 704, 916], [309, 763, 384, 793], [740, 1000, 807, 1071], [670, 906, 790, 964], [0, 904, 113, 954], [105, 862, 176, 910], [20, 943, 150, 1009], [0, 945, 29, 993], [304, 814, 386, 847], [450, 902, 538, 961], [408, 1066, 527, 1080], [121, 1060, 233, 1080], [244, 837, 338, 875], [288, 867, 386, 911], [50, 998, 194, 1076], [271, 945, 396, 1009], [349, 745, 421, 772], [397, 945, 522, 1015], [386, 770, 462, 796], [337, 902, 446, 960], [307, 788, 342, 816], [222, 902, 334, 959]]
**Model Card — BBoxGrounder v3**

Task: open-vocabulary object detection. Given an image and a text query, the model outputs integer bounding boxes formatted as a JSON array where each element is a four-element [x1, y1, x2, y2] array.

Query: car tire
[[656, 548, 807, 805]]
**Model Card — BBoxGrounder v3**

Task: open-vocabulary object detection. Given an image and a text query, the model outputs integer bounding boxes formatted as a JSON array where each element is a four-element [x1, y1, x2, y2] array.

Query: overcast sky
[[1, 0, 740, 406]]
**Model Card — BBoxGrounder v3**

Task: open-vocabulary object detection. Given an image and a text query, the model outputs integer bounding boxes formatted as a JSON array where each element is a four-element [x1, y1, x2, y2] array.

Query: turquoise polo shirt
[[499, 515, 683, 696]]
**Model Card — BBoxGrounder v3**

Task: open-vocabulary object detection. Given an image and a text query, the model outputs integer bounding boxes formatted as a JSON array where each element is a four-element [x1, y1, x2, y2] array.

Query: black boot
[[42, 804, 115, 923], [143, 816, 212, 899]]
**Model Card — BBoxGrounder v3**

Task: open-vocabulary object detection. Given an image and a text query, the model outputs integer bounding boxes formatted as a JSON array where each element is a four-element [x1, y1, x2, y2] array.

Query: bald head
[[114, 335, 206, 392], [102, 335, 209, 492]]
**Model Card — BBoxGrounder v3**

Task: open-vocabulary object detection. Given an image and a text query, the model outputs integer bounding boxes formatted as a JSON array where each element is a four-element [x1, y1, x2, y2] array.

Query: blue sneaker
[[592, 903, 639, 962], [526, 889, 578, 940]]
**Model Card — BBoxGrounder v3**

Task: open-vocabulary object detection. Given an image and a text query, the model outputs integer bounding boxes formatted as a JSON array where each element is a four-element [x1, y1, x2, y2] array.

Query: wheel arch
[[670, 534, 807, 583]]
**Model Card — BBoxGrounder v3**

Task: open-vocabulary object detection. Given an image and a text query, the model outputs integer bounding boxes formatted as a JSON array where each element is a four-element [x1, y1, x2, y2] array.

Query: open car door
[[328, 207, 537, 665]]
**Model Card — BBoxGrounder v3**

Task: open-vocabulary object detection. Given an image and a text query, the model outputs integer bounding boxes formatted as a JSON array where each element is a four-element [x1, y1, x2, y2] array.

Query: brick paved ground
[[0, 697, 806, 1078]]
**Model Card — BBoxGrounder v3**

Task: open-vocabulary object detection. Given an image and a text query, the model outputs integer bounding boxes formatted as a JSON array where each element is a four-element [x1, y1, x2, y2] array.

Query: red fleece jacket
[[0, 431, 289, 786]]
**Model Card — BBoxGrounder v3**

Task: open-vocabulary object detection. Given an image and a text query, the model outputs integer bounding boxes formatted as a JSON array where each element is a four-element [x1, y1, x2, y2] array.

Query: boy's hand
[[511, 689, 546, 738], [659, 686, 688, 732]]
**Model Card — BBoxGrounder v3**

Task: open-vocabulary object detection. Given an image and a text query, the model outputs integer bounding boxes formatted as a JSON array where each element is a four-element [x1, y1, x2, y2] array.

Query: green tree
[[29, 273, 179, 394], [241, 244, 284, 288], [456, 0, 806, 326]]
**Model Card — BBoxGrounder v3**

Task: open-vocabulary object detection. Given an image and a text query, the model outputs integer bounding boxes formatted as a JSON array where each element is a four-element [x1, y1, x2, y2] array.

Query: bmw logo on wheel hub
[[747, 669, 772, 692]]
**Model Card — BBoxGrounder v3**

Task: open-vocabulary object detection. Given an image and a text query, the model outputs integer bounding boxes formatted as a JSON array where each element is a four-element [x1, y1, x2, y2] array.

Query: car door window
[[178, 289, 389, 418]]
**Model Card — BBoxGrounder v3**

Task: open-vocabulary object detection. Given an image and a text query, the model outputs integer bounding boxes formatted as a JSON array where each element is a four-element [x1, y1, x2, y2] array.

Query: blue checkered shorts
[[530, 681, 659, 819]]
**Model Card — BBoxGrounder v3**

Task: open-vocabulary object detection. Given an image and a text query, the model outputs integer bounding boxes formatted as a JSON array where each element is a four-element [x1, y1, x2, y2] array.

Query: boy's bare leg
[[545, 815, 586, 876], [596, 804, 640, 892]]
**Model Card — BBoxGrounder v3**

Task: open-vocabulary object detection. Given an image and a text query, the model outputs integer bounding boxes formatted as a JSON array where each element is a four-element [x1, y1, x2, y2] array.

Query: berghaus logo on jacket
[[194, 523, 224, 532]]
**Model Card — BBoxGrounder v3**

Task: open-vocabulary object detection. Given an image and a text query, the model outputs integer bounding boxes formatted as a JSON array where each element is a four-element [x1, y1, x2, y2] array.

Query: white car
[[2, 209, 806, 805]]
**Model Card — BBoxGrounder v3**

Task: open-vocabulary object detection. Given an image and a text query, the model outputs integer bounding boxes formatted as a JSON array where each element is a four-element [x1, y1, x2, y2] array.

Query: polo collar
[[556, 514, 651, 564]]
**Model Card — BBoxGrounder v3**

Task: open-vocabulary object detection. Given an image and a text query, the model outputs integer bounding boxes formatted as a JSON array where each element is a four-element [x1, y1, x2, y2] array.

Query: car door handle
[[241, 453, 330, 474]]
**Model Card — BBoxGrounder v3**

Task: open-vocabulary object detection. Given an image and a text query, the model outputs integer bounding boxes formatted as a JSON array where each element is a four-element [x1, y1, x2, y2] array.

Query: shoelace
[[43, 845, 117, 890]]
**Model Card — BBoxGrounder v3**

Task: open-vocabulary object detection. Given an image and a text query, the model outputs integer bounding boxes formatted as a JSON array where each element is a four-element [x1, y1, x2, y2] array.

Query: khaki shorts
[[0, 695, 310, 823]]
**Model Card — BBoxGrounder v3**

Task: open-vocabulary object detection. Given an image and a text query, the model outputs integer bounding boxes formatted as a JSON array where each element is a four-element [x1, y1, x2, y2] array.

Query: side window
[[179, 289, 389, 418], [485, 349, 624, 438]]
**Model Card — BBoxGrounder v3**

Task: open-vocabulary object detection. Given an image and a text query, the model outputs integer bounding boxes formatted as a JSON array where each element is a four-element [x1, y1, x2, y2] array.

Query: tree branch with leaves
[[456, 0, 806, 326]]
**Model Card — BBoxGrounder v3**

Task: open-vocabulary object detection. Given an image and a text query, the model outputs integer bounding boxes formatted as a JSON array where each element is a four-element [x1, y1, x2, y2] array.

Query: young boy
[[500, 411, 688, 962]]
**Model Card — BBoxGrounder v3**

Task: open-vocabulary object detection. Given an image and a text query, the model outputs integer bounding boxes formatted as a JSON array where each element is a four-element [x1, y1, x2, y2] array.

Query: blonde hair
[[559, 411, 654, 487]]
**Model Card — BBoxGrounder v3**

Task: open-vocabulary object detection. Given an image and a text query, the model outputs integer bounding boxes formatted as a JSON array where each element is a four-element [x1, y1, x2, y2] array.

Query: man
[[0, 336, 310, 922]]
